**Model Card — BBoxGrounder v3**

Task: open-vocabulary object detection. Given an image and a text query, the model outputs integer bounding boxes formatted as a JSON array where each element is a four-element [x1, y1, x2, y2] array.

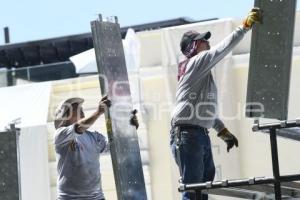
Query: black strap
[[174, 126, 183, 182]]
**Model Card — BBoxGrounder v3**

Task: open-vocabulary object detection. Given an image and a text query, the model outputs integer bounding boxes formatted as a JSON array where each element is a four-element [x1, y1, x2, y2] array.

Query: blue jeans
[[170, 126, 215, 200]]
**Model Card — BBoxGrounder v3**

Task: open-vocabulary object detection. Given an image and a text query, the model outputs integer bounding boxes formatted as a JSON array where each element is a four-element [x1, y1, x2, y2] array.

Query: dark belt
[[174, 124, 208, 132]]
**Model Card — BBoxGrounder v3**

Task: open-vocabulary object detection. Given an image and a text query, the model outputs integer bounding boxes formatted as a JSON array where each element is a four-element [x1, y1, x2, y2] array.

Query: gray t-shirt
[[54, 124, 108, 200], [172, 26, 248, 132]]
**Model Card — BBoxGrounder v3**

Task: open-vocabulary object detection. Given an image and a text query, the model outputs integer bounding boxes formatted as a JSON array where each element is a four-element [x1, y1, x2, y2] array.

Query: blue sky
[[0, 0, 299, 43]]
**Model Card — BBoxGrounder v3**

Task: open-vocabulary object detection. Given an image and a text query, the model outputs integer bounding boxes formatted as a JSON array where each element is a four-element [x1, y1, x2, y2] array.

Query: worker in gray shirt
[[170, 8, 261, 200], [54, 96, 138, 200]]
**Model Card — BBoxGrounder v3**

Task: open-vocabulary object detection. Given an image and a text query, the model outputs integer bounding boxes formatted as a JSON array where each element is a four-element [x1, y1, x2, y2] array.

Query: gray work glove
[[130, 109, 139, 129], [218, 128, 238, 152]]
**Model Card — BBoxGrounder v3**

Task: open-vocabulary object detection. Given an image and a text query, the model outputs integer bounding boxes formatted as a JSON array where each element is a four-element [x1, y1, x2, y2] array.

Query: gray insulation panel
[[91, 17, 147, 200], [0, 131, 20, 200], [246, 0, 297, 120]]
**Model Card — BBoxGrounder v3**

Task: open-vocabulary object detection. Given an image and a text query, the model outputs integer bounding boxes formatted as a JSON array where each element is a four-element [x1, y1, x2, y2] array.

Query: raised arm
[[75, 95, 111, 133], [192, 26, 247, 77], [191, 8, 261, 76]]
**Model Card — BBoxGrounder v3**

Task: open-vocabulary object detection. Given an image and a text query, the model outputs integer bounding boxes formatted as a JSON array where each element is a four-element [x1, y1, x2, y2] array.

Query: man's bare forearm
[[75, 111, 102, 133]]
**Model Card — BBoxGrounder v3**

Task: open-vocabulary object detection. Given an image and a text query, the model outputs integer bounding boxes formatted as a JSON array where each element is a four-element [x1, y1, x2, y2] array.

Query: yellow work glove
[[243, 7, 261, 29], [218, 128, 239, 152]]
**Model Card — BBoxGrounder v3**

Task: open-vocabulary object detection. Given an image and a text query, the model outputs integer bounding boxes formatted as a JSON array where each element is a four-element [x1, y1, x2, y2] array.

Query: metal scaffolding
[[179, 120, 300, 199]]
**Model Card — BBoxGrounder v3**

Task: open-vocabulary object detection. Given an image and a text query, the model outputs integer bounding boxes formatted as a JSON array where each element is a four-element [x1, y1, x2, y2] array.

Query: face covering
[[182, 40, 198, 58]]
